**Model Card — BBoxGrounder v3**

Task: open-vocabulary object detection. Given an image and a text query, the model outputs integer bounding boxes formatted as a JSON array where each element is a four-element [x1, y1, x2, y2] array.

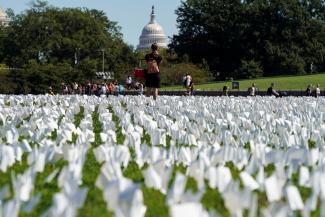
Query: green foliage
[[79, 149, 112, 217], [74, 106, 85, 128], [237, 59, 263, 79], [108, 105, 126, 144], [171, 0, 325, 78], [0, 1, 137, 93], [92, 105, 103, 147], [201, 185, 230, 217], [79, 104, 112, 217], [123, 161, 145, 182], [8, 61, 79, 94], [20, 160, 68, 217], [137, 48, 211, 86], [0, 155, 29, 200], [142, 187, 169, 217]]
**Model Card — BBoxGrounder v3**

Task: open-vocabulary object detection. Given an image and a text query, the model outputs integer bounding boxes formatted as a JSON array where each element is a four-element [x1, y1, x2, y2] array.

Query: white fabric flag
[[265, 174, 282, 202], [286, 185, 304, 211]]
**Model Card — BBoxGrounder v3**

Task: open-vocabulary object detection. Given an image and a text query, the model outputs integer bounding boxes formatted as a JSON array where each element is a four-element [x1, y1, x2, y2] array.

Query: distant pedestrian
[[61, 83, 68, 95], [91, 83, 98, 95], [73, 82, 78, 94], [184, 73, 193, 95], [118, 84, 124, 95], [85, 82, 91, 95], [113, 80, 119, 96], [126, 75, 132, 90], [306, 84, 312, 96], [138, 82, 144, 95], [223, 86, 229, 96], [267, 83, 280, 97], [188, 80, 194, 96], [145, 43, 162, 100], [248, 83, 257, 96], [108, 82, 113, 95], [101, 83, 107, 96], [48, 86, 54, 95]]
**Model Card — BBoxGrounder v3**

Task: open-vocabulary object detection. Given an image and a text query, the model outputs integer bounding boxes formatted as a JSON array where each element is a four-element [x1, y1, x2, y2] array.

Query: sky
[[1, 0, 182, 47]]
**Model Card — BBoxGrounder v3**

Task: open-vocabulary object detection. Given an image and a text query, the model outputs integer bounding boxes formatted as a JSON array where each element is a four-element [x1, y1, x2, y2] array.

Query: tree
[[1, 1, 137, 93], [170, 0, 325, 79]]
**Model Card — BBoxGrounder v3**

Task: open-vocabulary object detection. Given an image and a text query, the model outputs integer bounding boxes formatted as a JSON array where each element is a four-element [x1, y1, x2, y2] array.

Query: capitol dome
[[0, 7, 9, 26], [137, 6, 167, 51]]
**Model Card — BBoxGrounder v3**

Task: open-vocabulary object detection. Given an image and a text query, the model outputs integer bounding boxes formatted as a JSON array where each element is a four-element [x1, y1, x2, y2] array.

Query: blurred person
[[73, 82, 78, 94], [145, 43, 162, 100], [48, 86, 54, 95], [306, 84, 312, 96], [138, 82, 144, 95], [101, 83, 107, 96], [91, 83, 98, 95], [126, 75, 132, 90], [113, 80, 119, 96], [118, 84, 124, 95], [248, 83, 257, 96], [223, 86, 229, 96], [188, 80, 194, 96], [85, 82, 91, 95], [185, 73, 193, 95], [61, 83, 68, 95], [108, 82, 113, 95], [267, 83, 280, 97]]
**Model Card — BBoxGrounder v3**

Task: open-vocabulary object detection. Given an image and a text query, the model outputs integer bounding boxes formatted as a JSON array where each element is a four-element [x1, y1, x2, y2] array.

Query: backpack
[[147, 59, 159, 74]]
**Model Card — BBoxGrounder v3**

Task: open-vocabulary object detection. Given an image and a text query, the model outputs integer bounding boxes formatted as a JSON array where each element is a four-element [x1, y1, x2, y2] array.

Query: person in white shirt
[[101, 83, 107, 95], [184, 73, 192, 95], [138, 82, 144, 95], [186, 74, 192, 88], [248, 83, 256, 96], [316, 84, 321, 97], [126, 75, 132, 90]]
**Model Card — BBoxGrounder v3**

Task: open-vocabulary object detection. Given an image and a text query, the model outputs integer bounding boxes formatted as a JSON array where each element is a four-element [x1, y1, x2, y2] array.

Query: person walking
[[48, 86, 54, 95], [185, 73, 193, 95], [306, 84, 312, 96], [126, 75, 132, 90], [73, 82, 78, 94], [223, 86, 229, 96], [267, 83, 280, 97], [248, 83, 257, 96], [138, 82, 144, 96], [118, 84, 124, 95], [145, 43, 162, 100], [85, 82, 91, 96]]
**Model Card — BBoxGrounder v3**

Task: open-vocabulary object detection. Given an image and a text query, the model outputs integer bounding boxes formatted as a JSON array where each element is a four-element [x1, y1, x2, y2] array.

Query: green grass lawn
[[162, 73, 325, 91]]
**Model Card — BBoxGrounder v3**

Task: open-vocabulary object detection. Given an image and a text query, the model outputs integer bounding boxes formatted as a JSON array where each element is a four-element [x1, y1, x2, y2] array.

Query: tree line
[[0, 0, 138, 94], [0, 0, 211, 94], [2, 0, 323, 94], [170, 0, 325, 79]]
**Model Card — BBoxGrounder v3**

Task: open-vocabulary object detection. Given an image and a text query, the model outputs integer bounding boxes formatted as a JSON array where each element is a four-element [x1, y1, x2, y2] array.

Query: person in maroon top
[[145, 43, 162, 100]]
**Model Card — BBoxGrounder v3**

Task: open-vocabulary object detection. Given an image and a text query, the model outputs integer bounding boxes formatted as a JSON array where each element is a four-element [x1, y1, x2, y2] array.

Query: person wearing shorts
[[145, 43, 162, 100]]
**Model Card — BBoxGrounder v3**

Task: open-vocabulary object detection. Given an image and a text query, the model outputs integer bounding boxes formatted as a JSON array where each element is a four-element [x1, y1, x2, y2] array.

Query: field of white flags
[[0, 95, 325, 217]]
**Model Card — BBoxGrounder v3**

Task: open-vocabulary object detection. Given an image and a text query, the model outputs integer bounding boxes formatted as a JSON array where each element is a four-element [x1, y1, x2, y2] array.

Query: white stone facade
[[137, 6, 167, 51]]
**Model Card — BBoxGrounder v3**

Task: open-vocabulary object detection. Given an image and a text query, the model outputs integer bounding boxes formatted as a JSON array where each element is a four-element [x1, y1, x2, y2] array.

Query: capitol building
[[137, 6, 167, 51], [0, 7, 9, 26]]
